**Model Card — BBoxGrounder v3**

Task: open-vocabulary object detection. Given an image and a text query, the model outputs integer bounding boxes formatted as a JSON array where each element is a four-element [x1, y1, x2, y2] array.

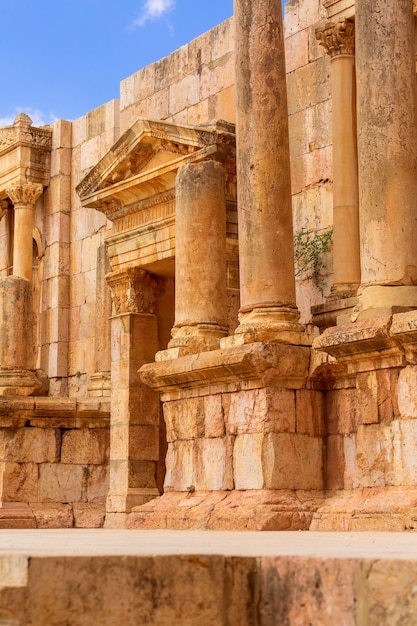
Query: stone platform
[[1, 530, 417, 625]]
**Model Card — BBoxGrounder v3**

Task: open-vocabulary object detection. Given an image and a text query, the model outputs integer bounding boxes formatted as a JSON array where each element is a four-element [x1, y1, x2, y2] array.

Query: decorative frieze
[[316, 18, 355, 57], [0, 114, 52, 155], [106, 268, 158, 315]]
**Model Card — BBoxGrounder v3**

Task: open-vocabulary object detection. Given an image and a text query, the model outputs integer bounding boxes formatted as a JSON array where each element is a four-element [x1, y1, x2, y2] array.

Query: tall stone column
[[165, 160, 228, 357], [355, 0, 417, 315], [0, 201, 11, 275], [316, 18, 361, 298], [88, 244, 112, 397], [6, 183, 43, 282], [105, 268, 161, 527], [231, 0, 305, 344]]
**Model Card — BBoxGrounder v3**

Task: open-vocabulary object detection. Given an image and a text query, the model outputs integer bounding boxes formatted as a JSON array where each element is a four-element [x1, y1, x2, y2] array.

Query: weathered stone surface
[[0, 428, 60, 463], [73, 502, 105, 528], [61, 429, 109, 465], [233, 433, 323, 490], [128, 489, 324, 531], [38, 464, 84, 503], [224, 388, 296, 435], [31, 503, 73, 529], [0, 462, 38, 502]]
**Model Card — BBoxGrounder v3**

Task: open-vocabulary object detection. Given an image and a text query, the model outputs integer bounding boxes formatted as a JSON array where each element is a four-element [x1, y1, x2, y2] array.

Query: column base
[[221, 307, 313, 347], [105, 488, 160, 527], [0, 370, 42, 396], [158, 324, 228, 360], [311, 295, 358, 330], [87, 372, 111, 398]]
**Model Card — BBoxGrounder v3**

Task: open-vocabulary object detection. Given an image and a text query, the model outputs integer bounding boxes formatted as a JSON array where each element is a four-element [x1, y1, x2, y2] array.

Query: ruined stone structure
[[1, 0, 417, 533]]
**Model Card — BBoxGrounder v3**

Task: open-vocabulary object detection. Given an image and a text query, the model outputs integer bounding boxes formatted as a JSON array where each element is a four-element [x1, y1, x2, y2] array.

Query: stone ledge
[[311, 486, 417, 531], [127, 489, 325, 531], [313, 311, 417, 374], [0, 397, 110, 428], [139, 342, 311, 393]]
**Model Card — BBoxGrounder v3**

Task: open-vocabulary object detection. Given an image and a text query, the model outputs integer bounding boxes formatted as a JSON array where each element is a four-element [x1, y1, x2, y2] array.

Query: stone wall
[[285, 0, 334, 322], [0, 397, 110, 528]]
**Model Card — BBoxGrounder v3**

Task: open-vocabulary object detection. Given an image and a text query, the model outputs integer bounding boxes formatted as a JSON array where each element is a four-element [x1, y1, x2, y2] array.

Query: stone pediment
[[77, 118, 235, 219]]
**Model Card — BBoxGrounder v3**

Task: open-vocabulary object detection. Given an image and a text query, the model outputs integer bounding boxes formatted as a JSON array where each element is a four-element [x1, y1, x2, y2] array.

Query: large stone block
[[397, 365, 417, 419], [295, 390, 325, 436], [163, 398, 205, 442], [224, 388, 296, 436], [38, 464, 84, 503], [61, 429, 109, 465], [327, 389, 359, 435], [193, 437, 234, 491], [0, 462, 38, 502], [0, 428, 60, 463], [234, 433, 323, 490]]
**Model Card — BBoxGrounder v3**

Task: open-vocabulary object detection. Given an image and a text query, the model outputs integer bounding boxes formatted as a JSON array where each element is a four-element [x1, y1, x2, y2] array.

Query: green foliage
[[294, 228, 333, 292]]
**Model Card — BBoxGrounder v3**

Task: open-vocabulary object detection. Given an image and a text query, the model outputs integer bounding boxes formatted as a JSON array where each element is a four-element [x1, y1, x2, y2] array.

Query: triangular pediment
[[76, 118, 235, 216]]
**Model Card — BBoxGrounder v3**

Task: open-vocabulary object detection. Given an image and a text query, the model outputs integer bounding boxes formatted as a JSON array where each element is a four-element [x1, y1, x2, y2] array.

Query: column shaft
[[317, 18, 360, 297], [7, 183, 43, 282], [356, 0, 417, 312], [167, 160, 228, 355], [233, 0, 304, 342]]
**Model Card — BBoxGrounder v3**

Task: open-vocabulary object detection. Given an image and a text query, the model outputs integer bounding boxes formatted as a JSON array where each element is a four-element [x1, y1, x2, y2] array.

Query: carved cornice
[[6, 183, 43, 207], [0, 114, 52, 156], [106, 268, 158, 315], [316, 17, 355, 57]]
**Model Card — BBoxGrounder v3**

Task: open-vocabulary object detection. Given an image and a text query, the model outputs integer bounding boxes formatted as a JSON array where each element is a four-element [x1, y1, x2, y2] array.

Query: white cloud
[[0, 107, 58, 128], [132, 0, 176, 28]]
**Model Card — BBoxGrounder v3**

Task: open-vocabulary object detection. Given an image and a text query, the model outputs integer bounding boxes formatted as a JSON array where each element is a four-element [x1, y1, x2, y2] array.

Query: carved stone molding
[[6, 183, 43, 207], [0, 113, 52, 154], [106, 268, 158, 315], [316, 17, 355, 57]]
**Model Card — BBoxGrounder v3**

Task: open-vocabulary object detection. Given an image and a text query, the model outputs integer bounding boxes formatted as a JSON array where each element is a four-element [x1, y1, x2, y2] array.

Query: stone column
[[88, 244, 112, 397], [0, 201, 11, 275], [105, 268, 161, 527], [6, 183, 43, 282], [316, 18, 361, 298], [355, 0, 417, 315], [164, 160, 228, 357], [231, 0, 305, 344], [0, 276, 41, 395]]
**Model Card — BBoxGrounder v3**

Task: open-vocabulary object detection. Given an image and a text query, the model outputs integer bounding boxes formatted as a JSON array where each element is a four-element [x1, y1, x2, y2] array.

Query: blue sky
[[1, 0, 288, 126]]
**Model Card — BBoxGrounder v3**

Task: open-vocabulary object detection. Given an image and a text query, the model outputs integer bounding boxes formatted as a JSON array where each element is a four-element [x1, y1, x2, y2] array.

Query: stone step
[[0, 530, 417, 624]]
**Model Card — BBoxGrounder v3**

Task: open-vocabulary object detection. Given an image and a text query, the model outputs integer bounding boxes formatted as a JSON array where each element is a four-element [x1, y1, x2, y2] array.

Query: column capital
[[106, 267, 158, 315], [6, 183, 43, 207], [316, 17, 355, 58]]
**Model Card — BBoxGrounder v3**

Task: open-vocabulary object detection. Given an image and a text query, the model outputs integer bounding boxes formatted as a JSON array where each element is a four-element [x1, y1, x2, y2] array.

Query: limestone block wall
[[285, 0, 334, 322], [0, 398, 110, 528], [68, 101, 119, 398], [119, 18, 235, 132]]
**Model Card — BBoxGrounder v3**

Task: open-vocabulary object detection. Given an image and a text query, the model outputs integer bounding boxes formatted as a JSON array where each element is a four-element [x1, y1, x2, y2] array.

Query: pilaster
[[104, 268, 161, 527]]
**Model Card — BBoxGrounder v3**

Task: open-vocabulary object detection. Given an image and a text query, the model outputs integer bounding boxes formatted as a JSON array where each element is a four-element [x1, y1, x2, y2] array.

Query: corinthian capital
[[106, 268, 159, 315], [6, 182, 43, 207], [316, 18, 355, 58]]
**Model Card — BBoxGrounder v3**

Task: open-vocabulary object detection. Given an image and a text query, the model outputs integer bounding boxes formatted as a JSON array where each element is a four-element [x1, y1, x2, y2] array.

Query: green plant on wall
[[294, 228, 333, 292]]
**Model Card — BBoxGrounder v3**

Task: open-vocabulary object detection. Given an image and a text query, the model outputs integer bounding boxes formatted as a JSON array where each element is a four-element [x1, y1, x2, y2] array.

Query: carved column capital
[[316, 18, 355, 58], [106, 267, 159, 315], [6, 182, 43, 208]]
